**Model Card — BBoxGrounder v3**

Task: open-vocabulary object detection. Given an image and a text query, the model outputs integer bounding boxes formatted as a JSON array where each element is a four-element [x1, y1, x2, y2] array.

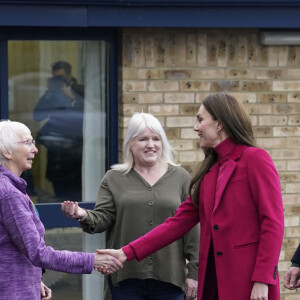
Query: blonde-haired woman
[[62, 112, 200, 300]]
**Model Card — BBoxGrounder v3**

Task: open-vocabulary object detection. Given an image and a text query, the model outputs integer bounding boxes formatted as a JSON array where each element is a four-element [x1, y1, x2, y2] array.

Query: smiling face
[[6, 131, 38, 176], [130, 127, 162, 168], [194, 104, 224, 149]]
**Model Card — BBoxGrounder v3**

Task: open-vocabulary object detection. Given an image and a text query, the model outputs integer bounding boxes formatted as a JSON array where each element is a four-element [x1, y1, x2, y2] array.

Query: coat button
[[148, 202, 153, 206], [213, 225, 219, 230], [217, 251, 223, 256], [149, 220, 154, 225]]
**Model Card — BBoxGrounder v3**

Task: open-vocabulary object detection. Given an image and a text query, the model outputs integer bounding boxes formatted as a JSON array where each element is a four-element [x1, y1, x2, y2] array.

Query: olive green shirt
[[80, 165, 200, 291]]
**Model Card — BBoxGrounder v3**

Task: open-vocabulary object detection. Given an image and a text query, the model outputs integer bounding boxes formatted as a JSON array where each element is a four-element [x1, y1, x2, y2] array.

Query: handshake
[[93, 249, 127, 275], [61, 201, 128, 275]]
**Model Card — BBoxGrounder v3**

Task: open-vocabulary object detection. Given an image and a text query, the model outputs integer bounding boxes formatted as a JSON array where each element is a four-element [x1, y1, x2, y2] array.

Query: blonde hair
[[111, 112, 178, 173]]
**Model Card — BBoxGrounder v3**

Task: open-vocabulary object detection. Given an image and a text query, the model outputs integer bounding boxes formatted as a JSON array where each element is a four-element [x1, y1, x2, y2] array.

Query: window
[[0, 28, 118, 300]]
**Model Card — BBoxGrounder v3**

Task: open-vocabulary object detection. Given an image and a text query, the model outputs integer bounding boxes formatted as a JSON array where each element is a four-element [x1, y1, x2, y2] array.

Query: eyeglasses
[[16, 139, 36, 146]]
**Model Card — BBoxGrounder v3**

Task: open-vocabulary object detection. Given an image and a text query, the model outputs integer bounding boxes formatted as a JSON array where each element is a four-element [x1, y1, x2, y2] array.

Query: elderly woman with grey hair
[[0, 120, 122, 300], [62, 112, 200, 300]]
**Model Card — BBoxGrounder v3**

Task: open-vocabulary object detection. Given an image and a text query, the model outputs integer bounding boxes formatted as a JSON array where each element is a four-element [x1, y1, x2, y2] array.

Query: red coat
[[124, 141, 284, 300]]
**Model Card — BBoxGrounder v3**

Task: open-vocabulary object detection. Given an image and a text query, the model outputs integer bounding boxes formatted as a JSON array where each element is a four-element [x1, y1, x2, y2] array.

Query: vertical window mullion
[[0, 38, 8, 119]]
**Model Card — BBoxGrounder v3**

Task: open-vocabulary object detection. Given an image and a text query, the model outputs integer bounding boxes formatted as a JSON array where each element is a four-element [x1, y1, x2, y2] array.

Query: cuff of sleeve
[[77, 210, 88, 223], [291, 262, 300, 268], [251, 264, 278, 286], [122, 245, 136, 261], [85, 253, 95, 274], [186, 261, 198, 280]]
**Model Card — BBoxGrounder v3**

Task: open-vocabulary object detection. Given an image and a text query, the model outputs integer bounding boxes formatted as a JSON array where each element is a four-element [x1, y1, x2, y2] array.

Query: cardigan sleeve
[[1, 191, 94, 274], [122, 196, 199, 262], [246, 148, 284, 285]]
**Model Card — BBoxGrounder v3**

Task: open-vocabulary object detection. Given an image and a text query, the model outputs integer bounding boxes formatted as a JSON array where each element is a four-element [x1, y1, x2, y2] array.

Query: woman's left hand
[[185, 278, 198, 299], [250, 282, 268, 300], [41, 281, 52, 299]]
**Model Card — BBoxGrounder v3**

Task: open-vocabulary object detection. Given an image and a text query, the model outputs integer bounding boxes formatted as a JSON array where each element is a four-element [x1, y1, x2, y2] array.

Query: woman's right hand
[[93, 252, 123, 274], [61, 201, 87, 219], [94, 249, 128, 275]]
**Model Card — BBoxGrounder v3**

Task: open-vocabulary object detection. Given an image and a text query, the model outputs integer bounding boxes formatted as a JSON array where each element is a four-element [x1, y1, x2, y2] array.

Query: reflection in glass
[[8, 41, 108, 205], [33, 61, 84, 202]]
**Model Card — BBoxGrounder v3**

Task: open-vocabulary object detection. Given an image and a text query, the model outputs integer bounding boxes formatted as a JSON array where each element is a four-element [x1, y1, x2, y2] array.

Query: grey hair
[[111, 112, 178, 173], [0, 120, 31, 166]]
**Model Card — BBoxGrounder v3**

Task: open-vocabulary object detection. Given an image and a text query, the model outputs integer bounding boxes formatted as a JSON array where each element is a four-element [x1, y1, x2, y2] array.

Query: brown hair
[[189, 92, 256, 206]]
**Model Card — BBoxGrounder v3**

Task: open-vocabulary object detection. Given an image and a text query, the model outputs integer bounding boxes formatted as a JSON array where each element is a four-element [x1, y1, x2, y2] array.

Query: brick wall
[[119, 27, 300, 298]]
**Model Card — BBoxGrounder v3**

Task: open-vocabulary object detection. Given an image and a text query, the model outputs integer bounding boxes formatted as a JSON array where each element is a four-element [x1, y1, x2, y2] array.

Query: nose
[[32, 144, 38, 154], [147, 139, 154, 147]]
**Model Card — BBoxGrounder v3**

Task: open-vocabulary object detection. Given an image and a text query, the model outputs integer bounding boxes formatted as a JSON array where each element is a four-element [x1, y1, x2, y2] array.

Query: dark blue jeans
[[108, 277, 185, 300]]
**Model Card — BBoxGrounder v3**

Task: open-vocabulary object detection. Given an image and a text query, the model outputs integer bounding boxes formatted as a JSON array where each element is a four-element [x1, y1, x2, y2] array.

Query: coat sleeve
[[1, 191, 94, 274], [123, 196, 199, 262], [246, 148, 284, 285]]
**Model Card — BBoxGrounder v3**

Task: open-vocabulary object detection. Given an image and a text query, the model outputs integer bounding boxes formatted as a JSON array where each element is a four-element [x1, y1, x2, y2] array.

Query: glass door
[[5, 34, 117, 300]]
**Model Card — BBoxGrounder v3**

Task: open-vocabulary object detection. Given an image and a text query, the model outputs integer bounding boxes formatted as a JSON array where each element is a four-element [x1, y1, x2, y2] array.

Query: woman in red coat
[[98, 93, 284, 300]]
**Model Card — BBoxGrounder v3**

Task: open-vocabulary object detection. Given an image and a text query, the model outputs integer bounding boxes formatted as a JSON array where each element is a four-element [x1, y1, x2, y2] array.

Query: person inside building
[[96, 93, 285, 300], [0, 120, 123, 300], [51, 60, 84, 98], [284, 243, 300, 290], [33, 61, 84, 201], [61, 112, 200, 300]]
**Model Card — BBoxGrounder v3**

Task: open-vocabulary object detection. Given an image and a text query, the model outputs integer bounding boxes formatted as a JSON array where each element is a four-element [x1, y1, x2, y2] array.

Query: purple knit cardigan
[[0, 166, 94, 300]]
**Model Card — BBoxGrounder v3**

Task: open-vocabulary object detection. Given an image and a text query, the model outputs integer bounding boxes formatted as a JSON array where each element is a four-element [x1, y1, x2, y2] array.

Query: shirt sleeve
[[1, 191, 94, 274], [80, 172, 116, 233], [180, 172, 200, 280]]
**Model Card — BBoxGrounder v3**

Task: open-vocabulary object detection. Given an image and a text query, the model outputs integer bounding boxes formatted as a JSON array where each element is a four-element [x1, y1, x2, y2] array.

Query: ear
[[216, 122, 224, 132], [2, 151, 12, 160]]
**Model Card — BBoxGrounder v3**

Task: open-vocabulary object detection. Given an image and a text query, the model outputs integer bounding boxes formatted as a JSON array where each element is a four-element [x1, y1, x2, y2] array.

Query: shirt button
[[213, 225, 219, 230], [217, 251, 223, 256]]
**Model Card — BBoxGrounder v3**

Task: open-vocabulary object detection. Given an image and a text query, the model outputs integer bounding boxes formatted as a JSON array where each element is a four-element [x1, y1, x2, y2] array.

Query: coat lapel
[[202, 164, 219, 217], [212, 159, 236, 214], [212, 144, 248, 214]]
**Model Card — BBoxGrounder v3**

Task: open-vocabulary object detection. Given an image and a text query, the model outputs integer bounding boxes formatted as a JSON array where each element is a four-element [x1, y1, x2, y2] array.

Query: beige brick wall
[[119, 28, 300, 298]]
